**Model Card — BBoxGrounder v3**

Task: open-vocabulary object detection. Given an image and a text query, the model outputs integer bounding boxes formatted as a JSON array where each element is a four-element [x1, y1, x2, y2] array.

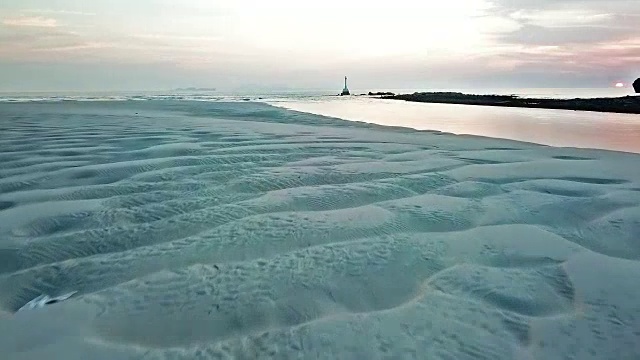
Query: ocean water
[[1, 88, 638, 154], [0, 86, 634, 101], [0, 100, 639, 359], [275, 97, 640, 154]]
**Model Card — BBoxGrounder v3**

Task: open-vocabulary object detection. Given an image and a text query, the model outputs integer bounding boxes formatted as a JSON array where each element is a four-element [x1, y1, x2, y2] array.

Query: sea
[[1, 87, 639, 153]]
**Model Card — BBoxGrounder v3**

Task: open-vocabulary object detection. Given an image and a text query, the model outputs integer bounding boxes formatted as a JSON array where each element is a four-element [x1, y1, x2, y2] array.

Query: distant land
[[174, 87, 216, 92], [379, 92, 640, 114]]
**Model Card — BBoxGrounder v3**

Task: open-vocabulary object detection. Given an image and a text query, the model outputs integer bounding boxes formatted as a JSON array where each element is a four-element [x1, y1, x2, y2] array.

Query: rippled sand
[[0, 101, 639, 359]]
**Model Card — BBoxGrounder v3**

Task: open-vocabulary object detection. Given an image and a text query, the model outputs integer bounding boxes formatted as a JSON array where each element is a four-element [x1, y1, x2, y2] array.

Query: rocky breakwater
[[381, 92, 640, 114]]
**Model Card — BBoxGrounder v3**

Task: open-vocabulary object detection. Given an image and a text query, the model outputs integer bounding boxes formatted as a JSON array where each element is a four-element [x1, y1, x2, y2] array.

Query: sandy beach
[[1, 100, 639, 359]]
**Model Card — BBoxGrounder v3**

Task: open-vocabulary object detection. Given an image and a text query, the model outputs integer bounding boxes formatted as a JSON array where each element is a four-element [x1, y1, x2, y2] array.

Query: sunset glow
[[615, 82, 625, 88], [0, 0, 638, 91]]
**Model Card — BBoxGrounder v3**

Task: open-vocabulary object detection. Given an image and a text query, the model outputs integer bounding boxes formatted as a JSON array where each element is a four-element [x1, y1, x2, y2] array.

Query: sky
[[0, 0, 638, 92]]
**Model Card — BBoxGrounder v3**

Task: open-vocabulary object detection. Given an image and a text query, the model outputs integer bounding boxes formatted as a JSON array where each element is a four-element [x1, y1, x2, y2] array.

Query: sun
[[615, 82, 625, 88]]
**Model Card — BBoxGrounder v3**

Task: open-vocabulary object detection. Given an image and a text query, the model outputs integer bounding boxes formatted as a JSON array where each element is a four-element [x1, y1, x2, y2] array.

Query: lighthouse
[[341, 76, 350, 96]]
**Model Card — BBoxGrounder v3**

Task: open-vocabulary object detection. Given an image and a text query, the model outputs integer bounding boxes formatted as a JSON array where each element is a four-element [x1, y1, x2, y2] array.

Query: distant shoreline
[[377, 92, 640, 114], [173, 87, 216, 92]]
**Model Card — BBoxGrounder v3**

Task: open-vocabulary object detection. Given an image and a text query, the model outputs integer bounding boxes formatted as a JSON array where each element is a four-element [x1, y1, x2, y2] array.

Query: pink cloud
[[2, 16, 58, 28]]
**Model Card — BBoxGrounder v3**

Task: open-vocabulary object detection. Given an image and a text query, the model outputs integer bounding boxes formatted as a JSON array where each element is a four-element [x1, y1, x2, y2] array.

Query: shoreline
[[273, 98, 640, 154], [379, 92, 640, 114]]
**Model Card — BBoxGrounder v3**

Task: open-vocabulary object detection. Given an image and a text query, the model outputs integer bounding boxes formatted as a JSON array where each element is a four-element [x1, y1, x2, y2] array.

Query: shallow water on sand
[[274, 97, 640, 154], [0, 101, 639, 359]]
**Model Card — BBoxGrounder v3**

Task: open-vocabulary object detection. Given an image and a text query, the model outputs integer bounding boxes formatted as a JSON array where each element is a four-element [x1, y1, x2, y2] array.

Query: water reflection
[[275, 97, 640, 154]]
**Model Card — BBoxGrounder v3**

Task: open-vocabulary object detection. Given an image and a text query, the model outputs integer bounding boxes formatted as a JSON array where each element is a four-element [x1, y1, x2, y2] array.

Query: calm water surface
[[2, 88, 638, 153], [274, 97, 640, 154]]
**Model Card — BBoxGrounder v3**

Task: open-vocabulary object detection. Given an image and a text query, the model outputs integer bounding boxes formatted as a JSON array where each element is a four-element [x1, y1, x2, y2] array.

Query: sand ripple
[[0, 101, 639, 359]]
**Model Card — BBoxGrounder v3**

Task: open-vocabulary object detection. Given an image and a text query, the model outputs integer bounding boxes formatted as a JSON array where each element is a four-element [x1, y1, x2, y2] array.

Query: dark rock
[[633, 78, 640, 93], [382, 92, 640, 114], [368, 92, 395, 96]]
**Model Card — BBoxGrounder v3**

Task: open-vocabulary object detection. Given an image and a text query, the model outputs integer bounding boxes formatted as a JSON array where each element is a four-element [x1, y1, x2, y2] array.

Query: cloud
[[484, 0, 640, 77], [508, 9, 613, 27], [0, 0, 638, 90], [0, 18, 96, 60], [488, 0, 639, 39], [30, 42, 112, 53], [2, 16, 58, 27], [488, 36, 640, 78], [24, 9, 96, 16], [499, 24, 635, 45], [132, 34, 223, 42], [490, 0, 635, 12]]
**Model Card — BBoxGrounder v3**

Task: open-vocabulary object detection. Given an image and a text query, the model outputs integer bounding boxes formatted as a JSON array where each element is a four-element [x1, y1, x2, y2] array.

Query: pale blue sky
[[0, 0, 638, 91]]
